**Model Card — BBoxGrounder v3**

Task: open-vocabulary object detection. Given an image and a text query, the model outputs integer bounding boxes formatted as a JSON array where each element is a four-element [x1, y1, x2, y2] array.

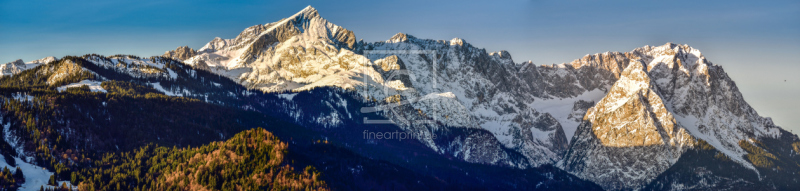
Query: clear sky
[[1, 0, 799, 133]]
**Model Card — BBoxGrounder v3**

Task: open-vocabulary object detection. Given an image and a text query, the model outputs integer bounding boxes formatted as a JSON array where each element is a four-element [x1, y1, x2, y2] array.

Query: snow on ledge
[[150, 82, 184, 96], [277, 93, 298, 101], [12, 93, 34, 102], [56, 80, 106, 93]]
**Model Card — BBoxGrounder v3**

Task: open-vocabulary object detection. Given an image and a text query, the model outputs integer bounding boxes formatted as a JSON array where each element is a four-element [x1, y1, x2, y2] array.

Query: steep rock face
[[561, 59, 695, 190], [163, 46, 197, 61], [560, 43, 792, 190]]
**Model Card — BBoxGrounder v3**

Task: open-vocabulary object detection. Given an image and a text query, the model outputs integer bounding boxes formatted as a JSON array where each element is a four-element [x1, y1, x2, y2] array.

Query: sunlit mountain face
[[0, 3, 798, 191]]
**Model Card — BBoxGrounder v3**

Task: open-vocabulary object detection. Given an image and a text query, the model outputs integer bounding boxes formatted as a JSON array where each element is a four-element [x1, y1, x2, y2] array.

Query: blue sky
[[1, 0, 799, 133]]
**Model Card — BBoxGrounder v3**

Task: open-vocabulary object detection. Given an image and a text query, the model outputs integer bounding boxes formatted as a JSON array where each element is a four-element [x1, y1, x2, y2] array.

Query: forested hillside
[[73, 128, 329, 191]]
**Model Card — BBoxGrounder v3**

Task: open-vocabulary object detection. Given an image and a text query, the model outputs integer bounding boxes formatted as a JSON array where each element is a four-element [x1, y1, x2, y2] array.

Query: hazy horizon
[[2, 0, 798, 133]]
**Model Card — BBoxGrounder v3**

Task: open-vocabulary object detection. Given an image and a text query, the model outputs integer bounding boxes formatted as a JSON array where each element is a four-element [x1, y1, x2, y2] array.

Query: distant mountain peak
[[280, 5, 321, 25], [388, 32, 412, 43], [298, 5, 318, 15], [6, 59, 24, 66], [183, 5, 357, 91], [29, 56, 56, 64]]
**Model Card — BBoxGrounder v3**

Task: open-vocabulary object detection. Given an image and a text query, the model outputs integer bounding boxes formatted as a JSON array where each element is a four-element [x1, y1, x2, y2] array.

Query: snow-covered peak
[[183, 5, 359, 92], [295, 5, 319, 18], [633, 42, 710, 74], [197, 37, 230, 53], [553, 43, 713, 83], [262, 5, 326, 34], [27, 56, 56, 65]]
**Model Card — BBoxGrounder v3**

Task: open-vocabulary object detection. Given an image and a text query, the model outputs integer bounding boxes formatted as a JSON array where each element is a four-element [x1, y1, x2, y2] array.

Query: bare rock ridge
[[388, 32, 411, 43], [163, 46, 197, 61]]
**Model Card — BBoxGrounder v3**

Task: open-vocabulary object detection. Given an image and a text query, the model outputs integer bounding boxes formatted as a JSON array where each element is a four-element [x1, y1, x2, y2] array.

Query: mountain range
[[0, 5, 797, 191]]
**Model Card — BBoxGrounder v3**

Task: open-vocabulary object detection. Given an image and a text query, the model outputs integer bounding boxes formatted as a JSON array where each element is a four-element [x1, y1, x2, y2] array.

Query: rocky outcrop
[[163, 46, 197, 61]]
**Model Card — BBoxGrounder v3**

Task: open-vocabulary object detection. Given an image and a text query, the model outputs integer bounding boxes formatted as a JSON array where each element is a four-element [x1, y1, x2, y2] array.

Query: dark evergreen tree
[[13, 166, 24, 181]]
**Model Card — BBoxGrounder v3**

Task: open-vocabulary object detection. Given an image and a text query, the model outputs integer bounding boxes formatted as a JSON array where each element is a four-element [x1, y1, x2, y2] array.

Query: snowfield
[[0, 155, 76, 191], [56, 80, 107, 93]]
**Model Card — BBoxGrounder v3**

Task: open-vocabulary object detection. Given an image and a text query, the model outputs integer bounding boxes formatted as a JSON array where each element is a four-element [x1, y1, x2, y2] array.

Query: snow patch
[[150, 82, 183, 96], [277, 93, 298, 101], [56, 80, 106, 93], [166, 68, 178, 79], [12, 93, 34, 102], [0, 155, 76, 191]]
